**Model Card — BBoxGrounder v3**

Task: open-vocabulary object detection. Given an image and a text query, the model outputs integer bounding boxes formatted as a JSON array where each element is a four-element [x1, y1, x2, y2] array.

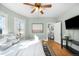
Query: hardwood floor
[[47, 39, 73, 56]]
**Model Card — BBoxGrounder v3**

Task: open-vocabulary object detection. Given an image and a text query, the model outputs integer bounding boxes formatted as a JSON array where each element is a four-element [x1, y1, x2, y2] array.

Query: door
[[54, 22, 61, 44]]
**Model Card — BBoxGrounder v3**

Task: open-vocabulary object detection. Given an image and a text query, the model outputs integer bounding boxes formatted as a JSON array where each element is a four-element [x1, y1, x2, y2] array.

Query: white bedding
[[0, 39, 45, 56], [0, 36, 19, 51]]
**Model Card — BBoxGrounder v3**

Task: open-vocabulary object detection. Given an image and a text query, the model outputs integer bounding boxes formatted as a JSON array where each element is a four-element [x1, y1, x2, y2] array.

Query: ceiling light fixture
[[24, 3, 52, 14]]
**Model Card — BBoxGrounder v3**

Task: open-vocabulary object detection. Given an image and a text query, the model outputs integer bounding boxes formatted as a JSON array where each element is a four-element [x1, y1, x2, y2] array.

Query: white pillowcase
[[7, 36, 16, 40], [0, 42, 12, 50], [0, 34, 19, 50], [11, 39, 19, 44], [0, 38, 7, 44]]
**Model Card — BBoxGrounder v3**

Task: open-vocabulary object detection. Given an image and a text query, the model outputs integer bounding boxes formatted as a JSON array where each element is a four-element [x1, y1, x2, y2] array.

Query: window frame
[[0, 11, 8, 35], [14, 17, 25, 36], [32, 23, 43, 33]]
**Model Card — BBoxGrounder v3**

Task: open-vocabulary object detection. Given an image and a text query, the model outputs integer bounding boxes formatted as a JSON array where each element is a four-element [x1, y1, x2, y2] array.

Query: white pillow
[[11, 39, 19, 44], [8, 36, 16, 40], [0, 42, 12, 50], [0, 38, 7, 44]]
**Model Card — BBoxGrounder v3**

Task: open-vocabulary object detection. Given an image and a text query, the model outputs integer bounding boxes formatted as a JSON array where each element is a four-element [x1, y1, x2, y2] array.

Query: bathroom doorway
[[47, 23, 54, 40]]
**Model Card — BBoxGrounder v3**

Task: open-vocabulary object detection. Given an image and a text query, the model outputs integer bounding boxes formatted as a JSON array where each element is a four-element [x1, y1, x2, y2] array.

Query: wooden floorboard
[[47, 39, 73, 56]]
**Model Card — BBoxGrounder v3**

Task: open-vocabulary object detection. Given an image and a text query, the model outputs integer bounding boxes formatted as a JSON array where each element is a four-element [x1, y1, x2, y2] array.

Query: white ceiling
[[2, 3, 78, 18]]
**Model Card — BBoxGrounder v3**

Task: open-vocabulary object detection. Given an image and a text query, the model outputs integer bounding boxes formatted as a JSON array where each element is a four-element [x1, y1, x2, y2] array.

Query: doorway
[[47, 23, 54, 40]]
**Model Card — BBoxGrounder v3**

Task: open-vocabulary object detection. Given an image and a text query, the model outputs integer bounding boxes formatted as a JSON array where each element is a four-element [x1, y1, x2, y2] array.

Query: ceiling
[[1, 3, 78, 18]]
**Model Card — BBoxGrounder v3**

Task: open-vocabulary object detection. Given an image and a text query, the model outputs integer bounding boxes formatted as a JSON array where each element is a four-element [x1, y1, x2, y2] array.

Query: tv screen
[[65, 15, 79, 29]]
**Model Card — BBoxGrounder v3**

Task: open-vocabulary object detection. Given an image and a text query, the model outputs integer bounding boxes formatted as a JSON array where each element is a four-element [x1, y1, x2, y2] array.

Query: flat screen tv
[[65, 15, 79, 29]]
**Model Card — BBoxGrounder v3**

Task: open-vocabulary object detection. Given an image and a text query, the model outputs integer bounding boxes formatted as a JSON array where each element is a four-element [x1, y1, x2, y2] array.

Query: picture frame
[[32, 23, 43, 33]]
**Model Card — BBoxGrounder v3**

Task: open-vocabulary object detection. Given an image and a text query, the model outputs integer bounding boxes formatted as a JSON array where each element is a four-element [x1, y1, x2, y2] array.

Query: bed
[[0, 34, 45, 56]]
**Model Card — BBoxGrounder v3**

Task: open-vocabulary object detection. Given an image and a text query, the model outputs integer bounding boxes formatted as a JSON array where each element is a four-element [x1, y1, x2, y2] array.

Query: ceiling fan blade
[[31, 8, 36, 13], [40, 10, 44, 14], [24, 3, 34, 6], [41, 4, 52, 8]]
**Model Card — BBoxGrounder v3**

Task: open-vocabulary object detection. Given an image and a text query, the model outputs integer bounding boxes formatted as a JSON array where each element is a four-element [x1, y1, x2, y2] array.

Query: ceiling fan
[[24, 3, 52, 14]]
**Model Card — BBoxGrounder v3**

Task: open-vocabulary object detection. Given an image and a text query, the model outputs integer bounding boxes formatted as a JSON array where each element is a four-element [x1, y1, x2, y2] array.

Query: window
[[0, 16, 8, 34], [14, 18, 25, 36], [0, 16, 3, 34], [32, 23, 43, 33]]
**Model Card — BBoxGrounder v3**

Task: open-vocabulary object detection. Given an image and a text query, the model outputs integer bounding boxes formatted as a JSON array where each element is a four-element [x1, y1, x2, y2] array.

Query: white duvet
[[0, 39, 45, 56]]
